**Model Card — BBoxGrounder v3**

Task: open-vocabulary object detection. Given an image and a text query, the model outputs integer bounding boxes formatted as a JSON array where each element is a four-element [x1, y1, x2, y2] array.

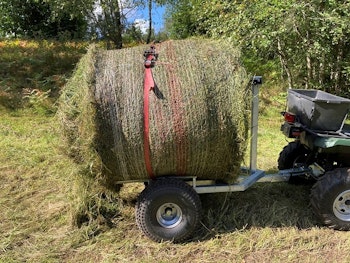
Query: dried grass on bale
[[57, 45, 97, 166], [58, 39, 250, 192], [56, 45, 115, 226]]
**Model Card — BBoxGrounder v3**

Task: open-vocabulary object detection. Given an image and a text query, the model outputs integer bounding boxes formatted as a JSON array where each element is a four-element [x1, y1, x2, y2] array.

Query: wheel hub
[[333, 190, 350, 221], [156, 203, 183, 228]]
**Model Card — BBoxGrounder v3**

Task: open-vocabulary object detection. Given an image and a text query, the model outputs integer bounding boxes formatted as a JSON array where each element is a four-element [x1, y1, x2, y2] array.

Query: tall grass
[[0, 39, 88, 111]]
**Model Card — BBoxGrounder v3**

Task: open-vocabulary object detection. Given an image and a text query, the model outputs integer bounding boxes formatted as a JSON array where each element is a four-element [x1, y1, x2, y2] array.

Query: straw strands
[[58, 39, 250, 190]]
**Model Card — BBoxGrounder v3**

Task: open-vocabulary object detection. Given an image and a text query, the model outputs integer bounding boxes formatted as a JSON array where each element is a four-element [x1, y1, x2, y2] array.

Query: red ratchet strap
[[143, 45, 158, 179]]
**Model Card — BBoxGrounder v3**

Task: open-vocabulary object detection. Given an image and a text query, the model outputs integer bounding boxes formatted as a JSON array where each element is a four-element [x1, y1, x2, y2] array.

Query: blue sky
[[95, 2, 166, 33], [134, 4, 166, 33]]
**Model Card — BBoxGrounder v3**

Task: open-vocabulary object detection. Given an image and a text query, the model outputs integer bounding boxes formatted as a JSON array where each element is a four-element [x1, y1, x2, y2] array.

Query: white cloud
[[134, 19, 149, 34]]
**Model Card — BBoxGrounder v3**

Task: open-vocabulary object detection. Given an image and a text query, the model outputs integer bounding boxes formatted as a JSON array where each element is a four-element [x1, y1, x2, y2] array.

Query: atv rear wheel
[[278, 141, 309, 170], [278, 141, 312, 183], [311, 168, 350, 230]]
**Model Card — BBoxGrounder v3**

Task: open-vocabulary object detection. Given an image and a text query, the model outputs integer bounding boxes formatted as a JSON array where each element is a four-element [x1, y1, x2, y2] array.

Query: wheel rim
[[333, 190, 350, 221], [156, 203, 183, 228]]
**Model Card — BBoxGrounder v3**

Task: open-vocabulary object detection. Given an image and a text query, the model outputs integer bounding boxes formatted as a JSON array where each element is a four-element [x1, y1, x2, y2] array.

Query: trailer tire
[[136, 178, 202, 242], [311, 168, 350, 230]]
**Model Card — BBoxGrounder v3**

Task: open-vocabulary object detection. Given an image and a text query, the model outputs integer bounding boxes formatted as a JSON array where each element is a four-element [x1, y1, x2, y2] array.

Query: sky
[[94, 1, 166, 34], [132, 4, 166, 33]]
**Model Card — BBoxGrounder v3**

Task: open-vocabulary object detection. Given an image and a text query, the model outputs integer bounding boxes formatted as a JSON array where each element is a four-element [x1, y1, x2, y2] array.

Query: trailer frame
[[117, 76, 313, 194]]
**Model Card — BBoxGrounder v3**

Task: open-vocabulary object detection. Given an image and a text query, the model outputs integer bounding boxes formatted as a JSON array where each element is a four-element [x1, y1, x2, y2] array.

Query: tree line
[[1, 0, 349, 93], [167, 0, 350, 94], [0, 0, 168, 48]]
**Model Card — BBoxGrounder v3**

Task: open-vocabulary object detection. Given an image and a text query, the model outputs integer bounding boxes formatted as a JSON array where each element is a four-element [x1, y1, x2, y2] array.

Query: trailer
[[113, 70, 350, 243], [100, 46, 350, 243]]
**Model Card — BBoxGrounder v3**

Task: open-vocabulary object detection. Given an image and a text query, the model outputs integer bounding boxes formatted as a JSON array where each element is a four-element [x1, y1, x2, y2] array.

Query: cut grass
[[0, 111, 76, 261], [2, 92, 350, 262], [1, 41, 350, 261]]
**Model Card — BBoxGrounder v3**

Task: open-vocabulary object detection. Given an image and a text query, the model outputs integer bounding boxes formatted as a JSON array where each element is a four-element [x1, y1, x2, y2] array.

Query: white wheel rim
[[156, 203, 183, 228], [333, 190, 350, 221]]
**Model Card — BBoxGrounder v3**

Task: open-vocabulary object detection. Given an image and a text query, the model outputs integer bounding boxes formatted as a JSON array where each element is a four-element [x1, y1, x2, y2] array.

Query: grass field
[[1, 40, 350, 262]]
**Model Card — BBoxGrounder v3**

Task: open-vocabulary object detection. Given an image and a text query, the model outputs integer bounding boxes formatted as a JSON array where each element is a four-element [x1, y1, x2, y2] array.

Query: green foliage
[[166, 0, 350, 95], [123, 26, 167, 46], [0, 0, 168, 48], [0, 0, 87, 38], [123, 25, 144, 45], [48, 0, 129, 48], [23, 89, 56, 116], [165, 0, 197, 39]]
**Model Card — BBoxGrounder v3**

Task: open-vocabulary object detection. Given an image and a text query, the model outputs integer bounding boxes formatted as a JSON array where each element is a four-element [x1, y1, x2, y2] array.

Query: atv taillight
[[283, 112, 296, 123]]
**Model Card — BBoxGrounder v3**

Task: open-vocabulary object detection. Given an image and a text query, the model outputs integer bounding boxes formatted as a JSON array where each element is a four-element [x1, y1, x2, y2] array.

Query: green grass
[[2, 98, 350, 263], [2, 41, 350, 262], [255, 88, 291, 172], [0, 39, 88, 110]]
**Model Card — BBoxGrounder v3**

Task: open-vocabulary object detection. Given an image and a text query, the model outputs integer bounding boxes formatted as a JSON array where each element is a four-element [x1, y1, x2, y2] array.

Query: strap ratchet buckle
[[144, 45, 158, 68]]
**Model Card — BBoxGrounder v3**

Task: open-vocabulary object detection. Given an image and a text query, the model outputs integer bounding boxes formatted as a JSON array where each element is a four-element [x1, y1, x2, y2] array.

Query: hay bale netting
[[58, 39, 250, 190]]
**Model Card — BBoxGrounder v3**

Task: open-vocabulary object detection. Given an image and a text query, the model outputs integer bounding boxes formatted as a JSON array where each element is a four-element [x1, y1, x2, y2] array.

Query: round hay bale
[[58, 39, 250, 189]]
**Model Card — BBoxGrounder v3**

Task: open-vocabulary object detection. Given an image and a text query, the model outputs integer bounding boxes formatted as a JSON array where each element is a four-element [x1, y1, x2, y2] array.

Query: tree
[[89, 0, 124, 49], [46, 0, 124, 48], [123, 23, 143, 44], [165, 0, 350, 94], [146, 0, 153, 43], [0, 0, 86, 38], [141, 0, 168, 43], [47, 0, 146, 49], [163, 0, 196, 39]]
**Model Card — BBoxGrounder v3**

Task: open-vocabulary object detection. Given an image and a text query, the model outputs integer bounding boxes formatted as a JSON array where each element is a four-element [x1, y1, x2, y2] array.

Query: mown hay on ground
[[58, 39, 250, 191]]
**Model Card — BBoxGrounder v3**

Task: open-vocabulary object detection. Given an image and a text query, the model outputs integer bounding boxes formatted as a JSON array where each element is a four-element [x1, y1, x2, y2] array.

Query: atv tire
[[311, 168, 350, 230]]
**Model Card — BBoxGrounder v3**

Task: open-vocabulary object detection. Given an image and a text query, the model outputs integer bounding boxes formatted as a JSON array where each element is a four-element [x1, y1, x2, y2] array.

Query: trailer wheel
[[136, 178, 202, 242], [311, 168, 350, 230], [278, 141, 309, 170]]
